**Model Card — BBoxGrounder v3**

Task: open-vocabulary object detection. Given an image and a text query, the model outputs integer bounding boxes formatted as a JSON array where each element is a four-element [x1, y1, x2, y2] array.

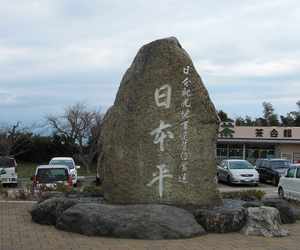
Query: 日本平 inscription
[[148, 84, 174, 198]]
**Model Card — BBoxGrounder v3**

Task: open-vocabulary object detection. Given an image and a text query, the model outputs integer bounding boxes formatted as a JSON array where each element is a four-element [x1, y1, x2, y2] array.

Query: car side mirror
[[30, 176, 34, 181], [76, 165, 80, 169], [224, 166, 228, 170], [0, 169, 6, 175]]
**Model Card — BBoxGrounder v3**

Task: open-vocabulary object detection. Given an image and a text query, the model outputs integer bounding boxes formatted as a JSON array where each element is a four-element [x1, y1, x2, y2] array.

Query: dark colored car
[[32, 165, 72, 191], [256, 159, 291, 186]]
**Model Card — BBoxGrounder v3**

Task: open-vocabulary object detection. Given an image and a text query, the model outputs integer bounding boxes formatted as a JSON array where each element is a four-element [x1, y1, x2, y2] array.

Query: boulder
[[100, 37, 220, 207], [241, 206, 289, 237], [31, 197, 103, 225], [194, 199, 247, 233], [56, 203, 206, 239], [262, 198, 296, 224], [242, 201, 263, 208]]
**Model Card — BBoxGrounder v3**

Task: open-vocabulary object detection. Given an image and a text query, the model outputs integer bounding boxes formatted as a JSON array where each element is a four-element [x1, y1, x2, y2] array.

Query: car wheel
[[227, 175, 232, 186], [278, 187, 285, 199], [259, 175, 264, 183]]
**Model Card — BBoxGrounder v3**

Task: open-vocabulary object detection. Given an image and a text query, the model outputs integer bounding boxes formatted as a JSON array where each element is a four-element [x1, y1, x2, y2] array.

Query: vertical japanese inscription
[[179, 65, 192, 183], [148, 84, 173, 198]]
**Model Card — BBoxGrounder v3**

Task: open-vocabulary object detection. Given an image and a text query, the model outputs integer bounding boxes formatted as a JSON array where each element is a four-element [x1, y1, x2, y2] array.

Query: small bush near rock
[[222, 190, 265, 201], [55, 183, 76, 193]]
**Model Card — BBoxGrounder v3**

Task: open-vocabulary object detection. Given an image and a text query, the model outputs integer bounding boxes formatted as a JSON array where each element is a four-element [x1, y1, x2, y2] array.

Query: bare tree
[[0, 122, 32, 157], [47, 103, 102, 173]]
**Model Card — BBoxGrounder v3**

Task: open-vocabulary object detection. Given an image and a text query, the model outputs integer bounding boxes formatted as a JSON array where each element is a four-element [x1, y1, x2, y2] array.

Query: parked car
[[32, 165, 73, 191], [278, 164, 300, 201], [0, 156, 18, 187], [217, 159, 259, 185], [256, 159, 290, 186], [49, 157, 80, 186]]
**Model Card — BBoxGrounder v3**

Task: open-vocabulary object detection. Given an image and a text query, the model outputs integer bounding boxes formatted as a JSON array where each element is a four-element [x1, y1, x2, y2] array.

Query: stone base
[[31, 197, 205, 239], [194, 199, 247, 233], [30, 197, 293, 239], [241, 206, 289, 237]]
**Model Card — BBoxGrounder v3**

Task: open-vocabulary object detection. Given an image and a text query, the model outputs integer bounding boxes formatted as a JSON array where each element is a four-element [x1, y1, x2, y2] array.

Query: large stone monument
[[100, 37, 220, 207]]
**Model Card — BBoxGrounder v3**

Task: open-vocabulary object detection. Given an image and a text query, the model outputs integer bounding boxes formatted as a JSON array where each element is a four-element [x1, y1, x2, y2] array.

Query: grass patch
[[77, 164, 97, 176], [221, 189, 266, 201], [82, 184, 103, 194], [17, 162, 37, 178]]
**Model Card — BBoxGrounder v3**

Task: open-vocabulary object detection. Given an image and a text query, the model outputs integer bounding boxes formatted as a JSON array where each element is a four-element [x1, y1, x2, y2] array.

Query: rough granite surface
[[100, 37, 220, 207]]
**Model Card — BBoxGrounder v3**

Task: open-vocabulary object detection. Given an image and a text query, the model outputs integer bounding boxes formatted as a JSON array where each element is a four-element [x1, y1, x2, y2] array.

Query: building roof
[[218, 124, 300, 144]]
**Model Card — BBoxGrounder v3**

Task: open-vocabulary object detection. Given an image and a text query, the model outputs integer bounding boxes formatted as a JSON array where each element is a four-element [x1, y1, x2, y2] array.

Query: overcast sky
[[1, 0, 300, 126]]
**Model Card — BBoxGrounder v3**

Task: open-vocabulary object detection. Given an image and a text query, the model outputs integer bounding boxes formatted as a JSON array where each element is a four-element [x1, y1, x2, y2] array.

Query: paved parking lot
[[1, 201, 300, 250], [19, 176, 278, 193]]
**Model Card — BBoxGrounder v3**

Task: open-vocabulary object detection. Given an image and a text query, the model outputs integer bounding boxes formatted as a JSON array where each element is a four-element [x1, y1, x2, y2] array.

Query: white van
[[49, 157, 80, 186], [278, 164, 300, 201], [0, 157, 18, 187]]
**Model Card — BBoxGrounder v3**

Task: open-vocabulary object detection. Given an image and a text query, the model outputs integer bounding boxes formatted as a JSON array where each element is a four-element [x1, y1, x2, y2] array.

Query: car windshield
[[229, 161, 254, 169], [0, 157, 16, 168], [36, 168, 68, 183], [50, 160, 74, 169], [270, 161, 290, 169]]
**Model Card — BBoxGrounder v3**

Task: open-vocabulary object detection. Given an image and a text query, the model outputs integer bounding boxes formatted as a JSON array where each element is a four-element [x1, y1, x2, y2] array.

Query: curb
[[0, 200, 37, 204]]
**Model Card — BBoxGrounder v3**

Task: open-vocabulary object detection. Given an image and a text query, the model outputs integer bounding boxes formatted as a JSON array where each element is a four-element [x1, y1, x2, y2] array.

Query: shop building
[[217, 123, 300, 164]]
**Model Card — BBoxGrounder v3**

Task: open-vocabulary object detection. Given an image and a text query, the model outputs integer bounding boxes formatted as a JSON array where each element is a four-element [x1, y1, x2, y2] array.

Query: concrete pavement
[[1, 201, 300, 250]]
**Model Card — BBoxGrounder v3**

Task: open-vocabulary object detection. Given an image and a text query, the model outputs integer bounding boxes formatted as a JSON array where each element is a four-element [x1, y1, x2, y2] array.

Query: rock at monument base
[[262, 198, 296, 224], [241, 206, 289, 237], [31, 197, 103, 225], [100, 36, 220, 207], [194, 199, 247, 233], [56, 203, 206, 239], [242, 201, 263, 208]]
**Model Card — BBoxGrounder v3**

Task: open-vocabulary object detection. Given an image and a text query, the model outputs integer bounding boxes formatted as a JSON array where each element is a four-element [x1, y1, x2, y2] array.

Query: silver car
[[217, 160, 259, 185]]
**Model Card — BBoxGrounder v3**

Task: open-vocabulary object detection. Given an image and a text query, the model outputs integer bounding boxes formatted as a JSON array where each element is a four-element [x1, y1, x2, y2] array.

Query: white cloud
[[0, 0, 300, 123], [197, 59, 300, 78], [0, 91, 17, 105]]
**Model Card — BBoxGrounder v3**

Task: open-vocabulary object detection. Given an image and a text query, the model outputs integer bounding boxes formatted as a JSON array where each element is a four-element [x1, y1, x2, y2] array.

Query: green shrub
[[55, 183, 76, 193]]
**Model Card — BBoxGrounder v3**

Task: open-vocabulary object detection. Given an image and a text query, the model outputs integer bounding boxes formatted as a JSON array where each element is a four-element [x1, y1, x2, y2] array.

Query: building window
[[284, 129, 292, 138]]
